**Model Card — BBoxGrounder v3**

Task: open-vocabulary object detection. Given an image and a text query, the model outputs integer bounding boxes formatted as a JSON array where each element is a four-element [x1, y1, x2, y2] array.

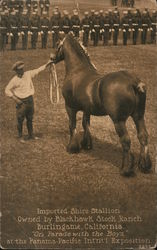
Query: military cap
[[94, 11, 99, 15], [84, 11, 89, 15], [105, 11, 109, 15], [108, 9, 112, 12], [12, 61, 24, 71], [99, 10, 103, 13], [91, 9, 95, 13], [123, 11, 128, 15]]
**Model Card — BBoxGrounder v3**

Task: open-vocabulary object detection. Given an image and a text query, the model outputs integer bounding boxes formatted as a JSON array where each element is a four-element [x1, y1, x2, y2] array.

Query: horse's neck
[[64, 40, 95, 75]]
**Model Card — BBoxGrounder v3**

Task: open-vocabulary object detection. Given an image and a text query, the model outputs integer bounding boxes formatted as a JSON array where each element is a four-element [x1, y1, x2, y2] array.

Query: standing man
[[103, 11, 111, 46], [71, 10, 80, 38], [9, 10, 19, 50], [0, 10, 9, 51], [81, 11, 90, 47], [92, 11, 100, 46], [151, 10, 157, 44], [132, 10, 140, 45], [60, 10, 71, 34], [121, 11, 130, 45], [112, 10, 120, 46], [5, 60, 52, 141], [50, 11, 61, 48], [30, 11, 40, 49], [20, 9, 30, 50], [141, 10, 151, 44], [40, 11, 49, 49]]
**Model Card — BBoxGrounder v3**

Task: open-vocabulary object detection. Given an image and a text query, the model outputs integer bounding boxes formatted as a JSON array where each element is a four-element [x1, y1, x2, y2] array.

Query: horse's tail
[[133, 79, 147, 118]]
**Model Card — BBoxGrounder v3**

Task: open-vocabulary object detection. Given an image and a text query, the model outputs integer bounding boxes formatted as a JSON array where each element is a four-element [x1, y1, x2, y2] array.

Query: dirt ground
[[0, 40, 157, 249]]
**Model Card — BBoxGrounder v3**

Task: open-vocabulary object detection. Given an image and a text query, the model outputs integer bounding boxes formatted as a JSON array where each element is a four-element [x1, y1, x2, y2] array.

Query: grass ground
[[0, 41, 157, 249]]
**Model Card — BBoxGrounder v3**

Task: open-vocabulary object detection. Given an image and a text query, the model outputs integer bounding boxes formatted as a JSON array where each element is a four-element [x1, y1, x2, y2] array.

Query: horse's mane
[[66, 33, 97, 71]]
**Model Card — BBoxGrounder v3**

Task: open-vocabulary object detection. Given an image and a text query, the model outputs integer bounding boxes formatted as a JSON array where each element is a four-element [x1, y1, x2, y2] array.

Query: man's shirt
[[5, 65, 46, 99]]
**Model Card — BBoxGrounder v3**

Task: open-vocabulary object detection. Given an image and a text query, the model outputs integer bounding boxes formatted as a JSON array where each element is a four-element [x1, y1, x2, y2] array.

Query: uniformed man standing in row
[[89, 9, 95, 41], [132, 10, 140, 45], [40, 11, 49, 49], [141, 10, 151, 44], [71, 10, 80, 38], [81, 11, 90, 47], [121, 11, 130, 45], [112, 10, 120, 46], [20, 9, 30, 50], [103, 11, 111, 46], [45, 0, 50, 13], [0, 10, 9, 51], [61, 10, 71, 34], [30, 11, 40, 49], [50, 11, 61, 48], [151, 10, 157, 44], [92, 11, 101, 46], [9, 10, 19, 50]]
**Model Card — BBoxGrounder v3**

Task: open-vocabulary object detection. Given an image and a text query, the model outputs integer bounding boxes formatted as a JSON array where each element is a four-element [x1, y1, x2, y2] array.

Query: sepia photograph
[[0, 0, 157, 249]]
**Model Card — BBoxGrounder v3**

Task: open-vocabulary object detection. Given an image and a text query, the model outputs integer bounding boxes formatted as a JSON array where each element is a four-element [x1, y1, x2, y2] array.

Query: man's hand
[[12, 95, 23, 105], [46, 59, 54, 68]]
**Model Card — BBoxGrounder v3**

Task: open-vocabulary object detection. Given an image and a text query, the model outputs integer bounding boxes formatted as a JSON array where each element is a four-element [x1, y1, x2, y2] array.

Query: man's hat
[[99, 10, 103, 14], [12, 61, 24, 71], [91, 9, 95, 13], [84, 11, 89, 15]]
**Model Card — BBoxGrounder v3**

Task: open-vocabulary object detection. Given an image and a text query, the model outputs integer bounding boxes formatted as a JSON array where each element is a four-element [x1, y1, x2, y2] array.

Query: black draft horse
[[51, 33, 152, 176]]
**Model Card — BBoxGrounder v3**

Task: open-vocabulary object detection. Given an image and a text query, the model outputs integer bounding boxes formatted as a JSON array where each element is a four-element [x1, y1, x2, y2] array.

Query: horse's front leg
[[65, 105, 80, 153], [81, 112, 92, 150], [113, 120, 134, 177]]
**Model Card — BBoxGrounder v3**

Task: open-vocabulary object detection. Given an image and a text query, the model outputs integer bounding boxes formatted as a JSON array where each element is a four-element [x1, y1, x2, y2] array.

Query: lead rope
[[49, 63, 59, 104]]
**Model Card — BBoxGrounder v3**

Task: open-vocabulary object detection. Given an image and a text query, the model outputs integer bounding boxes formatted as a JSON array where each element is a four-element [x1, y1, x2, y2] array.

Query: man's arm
[[5, 79, 23, 104], [29, 60, 53, 78]]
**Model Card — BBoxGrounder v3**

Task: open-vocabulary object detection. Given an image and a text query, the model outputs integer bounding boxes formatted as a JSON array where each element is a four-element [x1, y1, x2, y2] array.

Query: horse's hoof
[[66, 143, 80, 154], [138, 154, 152, 173], [121, 153, 135, 177]]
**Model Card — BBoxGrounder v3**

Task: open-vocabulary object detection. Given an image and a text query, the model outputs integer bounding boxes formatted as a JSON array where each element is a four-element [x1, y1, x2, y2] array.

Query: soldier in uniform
[[26, 0, 31, 16], [54, 6, 61, 18], [50, 11, 61, 48], [92, 11, 101, 46], [30, 11, 40, 49], [132, 10, 140, 45], [9, 10, 19, 50], [0, 10, 9, 51], [141, 10, 151, 44], [20, 10, 30, 50], [89, 9, 95, 41], [102, 11, 111, 46], [81, 11, 90, 47], [112, 10, 120, 46], [45, 0, 50, 13], [108, 9, 113, 40], [121, 11, 130, 45], [32, 0, 38, 12], [71, 10, 80, 38], [40, 11, 49, 49], [99, 10, 104, 41], [18, 0, 24, 14], [151, 10, 157, 44], [39, 0, 44, 16], [60, 10, 71, 34]]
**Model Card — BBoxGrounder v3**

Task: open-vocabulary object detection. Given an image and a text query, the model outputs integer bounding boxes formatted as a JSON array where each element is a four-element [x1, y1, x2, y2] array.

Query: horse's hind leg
[[113, 120, 134, 177], [81, 112, 92, 150], [65, 105, 80, 153], [132, 115, 152, 173]]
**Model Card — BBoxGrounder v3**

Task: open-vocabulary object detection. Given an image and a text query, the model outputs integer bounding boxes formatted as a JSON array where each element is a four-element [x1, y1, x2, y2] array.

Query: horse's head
[[51, 37, 65, 64]]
